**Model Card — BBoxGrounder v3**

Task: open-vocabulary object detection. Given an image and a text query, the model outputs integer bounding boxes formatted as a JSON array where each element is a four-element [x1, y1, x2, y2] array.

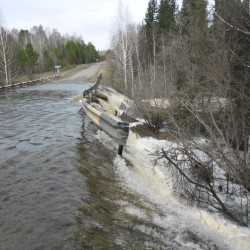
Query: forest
[[108, 0, 250, 226], [0, 22, 101, 86]]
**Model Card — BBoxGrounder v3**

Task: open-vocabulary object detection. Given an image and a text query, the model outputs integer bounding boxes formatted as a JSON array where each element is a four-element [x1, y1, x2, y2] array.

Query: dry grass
[[131, 124, 176, 140]]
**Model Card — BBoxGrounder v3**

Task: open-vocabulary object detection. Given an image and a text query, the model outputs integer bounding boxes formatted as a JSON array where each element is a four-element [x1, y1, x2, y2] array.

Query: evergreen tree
[[144, 0, 160, 75], [144, 0, 158, 57], [85, 42, 99, 63], [75, 41, 86, 64], [18, 29, 30, 49], [43, 49, 54, 71], [180, 0, 208, 33], [214, 0, 250, 155], [145, 0, 158, 30], [180, 0, 209, 56], [157, 0, 176, 34], [25, 42, 39, 68], [53, 44, 66, 66], [65, 40, 77, 64], [18, 42, 38, 75]]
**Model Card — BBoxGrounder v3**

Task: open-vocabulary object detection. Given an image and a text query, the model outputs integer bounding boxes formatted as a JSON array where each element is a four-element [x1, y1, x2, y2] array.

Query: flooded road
[[0, 80, 175, 250], [1, 68, 248, 250], [0, 82, 92, 249]]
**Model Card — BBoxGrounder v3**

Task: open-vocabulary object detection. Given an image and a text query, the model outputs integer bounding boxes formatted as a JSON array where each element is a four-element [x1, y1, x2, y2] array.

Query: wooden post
[[118, 145, 123, 156]]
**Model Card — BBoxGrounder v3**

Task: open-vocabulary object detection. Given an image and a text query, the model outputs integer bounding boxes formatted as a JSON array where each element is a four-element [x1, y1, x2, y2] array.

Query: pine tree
[[17, 42, 38, 76], [25, 42, 39, 75], [144, 0, 159, 71], [180, 0, 208, 33], [43, 49, 54, 71], [65, 40, 77, 64], [174, 0, 210, 97], [145, 0, 158, 32], [18, 29, 30, 49], [85, 42, 99, 63], [157, 0, 176, 35], [144, 0, 158, 51], [214, 0, 250, 157], [181, 0, 209, 55]]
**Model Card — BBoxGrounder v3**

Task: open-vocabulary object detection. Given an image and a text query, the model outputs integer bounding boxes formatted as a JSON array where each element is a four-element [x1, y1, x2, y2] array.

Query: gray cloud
[[1, 0, 149, 50]]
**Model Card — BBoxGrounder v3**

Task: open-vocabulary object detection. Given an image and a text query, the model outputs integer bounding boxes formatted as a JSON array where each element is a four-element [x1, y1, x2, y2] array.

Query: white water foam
[[96, 127, 250, 249]]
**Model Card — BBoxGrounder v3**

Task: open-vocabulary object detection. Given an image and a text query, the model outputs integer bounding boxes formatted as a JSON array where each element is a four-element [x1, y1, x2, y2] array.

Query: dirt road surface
[[59, 62, 105, 83]]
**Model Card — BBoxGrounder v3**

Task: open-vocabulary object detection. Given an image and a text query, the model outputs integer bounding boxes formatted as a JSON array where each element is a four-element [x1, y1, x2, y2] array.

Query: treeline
[[109, 0, 250, 226], [0, 24, 102, 86], [109, 0, 250, 99]]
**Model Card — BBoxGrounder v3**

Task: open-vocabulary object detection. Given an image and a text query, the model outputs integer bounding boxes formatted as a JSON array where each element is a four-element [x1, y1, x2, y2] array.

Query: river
[[1, 72, 249, 250]]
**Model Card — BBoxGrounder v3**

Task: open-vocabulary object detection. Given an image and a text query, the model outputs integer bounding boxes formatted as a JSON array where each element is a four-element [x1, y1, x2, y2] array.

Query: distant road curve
[[60, 62, 105, 83]]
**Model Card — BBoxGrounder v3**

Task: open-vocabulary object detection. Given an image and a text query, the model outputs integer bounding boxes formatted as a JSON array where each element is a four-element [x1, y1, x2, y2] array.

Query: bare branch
[[214, 11, 250, 36]]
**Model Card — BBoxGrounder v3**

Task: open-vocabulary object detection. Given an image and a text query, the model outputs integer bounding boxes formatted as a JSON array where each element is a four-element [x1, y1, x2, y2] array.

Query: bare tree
[[0, 14, 18, 86], [154, 23, 250, 226], [157, 142, 249, 226], [109, 0, 135, 95], [31, 25, 49, 72]]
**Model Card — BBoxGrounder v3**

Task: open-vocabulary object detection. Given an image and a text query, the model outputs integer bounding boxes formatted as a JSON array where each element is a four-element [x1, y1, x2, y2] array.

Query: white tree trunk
[[110, 0, 136, 95], [0, 27, 11, 86]]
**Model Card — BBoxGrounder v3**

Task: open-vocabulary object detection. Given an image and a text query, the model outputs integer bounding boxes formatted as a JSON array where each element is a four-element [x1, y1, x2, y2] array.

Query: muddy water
[[0, 82, 91, 249], [0, 82, 172, 250], [0, 82, 223, 250]]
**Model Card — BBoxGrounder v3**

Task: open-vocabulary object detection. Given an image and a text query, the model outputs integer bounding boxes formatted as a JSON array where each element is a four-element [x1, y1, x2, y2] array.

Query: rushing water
[[0, 81, 180, 250], [2, 81, 248, 250]]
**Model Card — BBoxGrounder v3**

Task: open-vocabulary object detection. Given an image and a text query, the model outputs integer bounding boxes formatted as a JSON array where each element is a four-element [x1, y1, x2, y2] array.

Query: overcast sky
[[0, 0, 213, 51]]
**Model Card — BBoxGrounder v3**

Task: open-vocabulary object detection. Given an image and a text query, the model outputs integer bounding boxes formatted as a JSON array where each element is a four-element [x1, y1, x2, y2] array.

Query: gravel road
[[60, 62, 104, 83]]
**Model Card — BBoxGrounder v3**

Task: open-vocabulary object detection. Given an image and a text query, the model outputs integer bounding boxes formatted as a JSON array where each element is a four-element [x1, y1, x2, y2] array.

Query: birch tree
[[110, 0, 135, 95], [31, 25, 49, 71], [0, 15, 18, 86]]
